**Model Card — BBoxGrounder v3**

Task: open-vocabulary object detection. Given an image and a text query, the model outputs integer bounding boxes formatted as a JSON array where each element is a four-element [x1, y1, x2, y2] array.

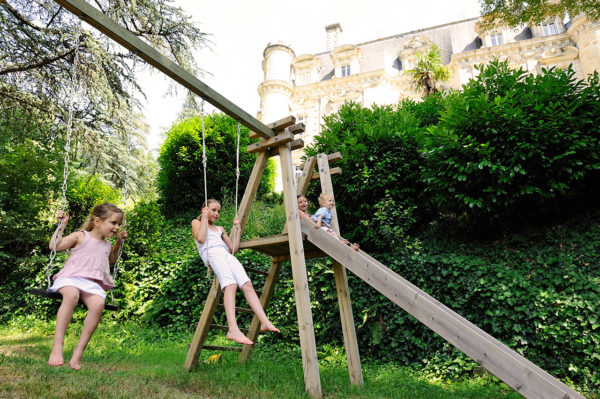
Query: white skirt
[[48, 277, 107, 299]]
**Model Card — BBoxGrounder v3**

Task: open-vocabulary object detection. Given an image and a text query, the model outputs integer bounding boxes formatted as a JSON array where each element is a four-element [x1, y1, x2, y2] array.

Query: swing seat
[[29, 288, 118, 311]]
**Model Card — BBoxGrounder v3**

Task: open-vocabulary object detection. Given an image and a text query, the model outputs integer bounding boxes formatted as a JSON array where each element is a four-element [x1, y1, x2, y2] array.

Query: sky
[[139, 0, 482, 152]]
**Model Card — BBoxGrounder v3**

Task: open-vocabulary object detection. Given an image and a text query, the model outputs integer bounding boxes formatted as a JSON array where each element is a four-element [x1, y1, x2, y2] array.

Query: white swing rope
[[199, 99, 212, 278], [108, 65, 135, 305], [232, 122, 241, 254], [43, 22, 82, 289]]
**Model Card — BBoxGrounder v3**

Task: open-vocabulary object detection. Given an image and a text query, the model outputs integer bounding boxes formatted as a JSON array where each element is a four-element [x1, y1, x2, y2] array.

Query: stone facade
[[258, 14, 600, 186]]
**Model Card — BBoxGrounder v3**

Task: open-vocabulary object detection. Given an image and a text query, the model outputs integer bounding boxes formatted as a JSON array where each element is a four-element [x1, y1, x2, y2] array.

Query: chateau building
[[258, 14, 600, 186]]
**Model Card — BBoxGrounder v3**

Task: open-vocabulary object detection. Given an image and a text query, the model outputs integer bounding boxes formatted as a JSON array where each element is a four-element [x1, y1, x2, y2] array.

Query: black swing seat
[[29, 288, 118, 311]]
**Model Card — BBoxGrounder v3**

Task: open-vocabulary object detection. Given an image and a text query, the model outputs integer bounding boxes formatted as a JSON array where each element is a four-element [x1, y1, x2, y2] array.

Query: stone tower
[[568, 14, 600, 77], [257, 42, 295, 125]]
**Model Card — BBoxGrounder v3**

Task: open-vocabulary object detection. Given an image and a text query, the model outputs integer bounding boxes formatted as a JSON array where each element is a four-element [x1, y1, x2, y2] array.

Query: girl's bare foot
[[227, 330, 253, 345], [69, 358, 82, 371], [353, 243, 359, 252], [260, 320, 280, 333], [48, 350, 64, 366], [69, 348, 83, 370]]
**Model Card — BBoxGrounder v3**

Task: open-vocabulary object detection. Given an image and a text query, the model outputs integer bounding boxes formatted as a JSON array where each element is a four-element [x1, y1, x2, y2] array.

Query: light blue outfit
[[311, 207, 332, 227]]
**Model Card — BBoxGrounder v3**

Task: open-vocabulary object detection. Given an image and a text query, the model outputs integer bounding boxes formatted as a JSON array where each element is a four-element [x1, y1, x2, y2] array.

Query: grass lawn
[[0, 317, 530, 398]]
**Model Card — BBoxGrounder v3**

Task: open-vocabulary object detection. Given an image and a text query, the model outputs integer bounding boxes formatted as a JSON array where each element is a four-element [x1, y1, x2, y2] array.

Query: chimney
[[325, 23, 342, 51]]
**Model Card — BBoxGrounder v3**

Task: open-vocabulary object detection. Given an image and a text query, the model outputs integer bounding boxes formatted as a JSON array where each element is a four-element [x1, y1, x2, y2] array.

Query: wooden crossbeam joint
[[299, 152, 342, 170], [249, 116, 296, 139], [311, 166, 342, 180], [247, 131, 295, 154], [268, 139, 304, 157]]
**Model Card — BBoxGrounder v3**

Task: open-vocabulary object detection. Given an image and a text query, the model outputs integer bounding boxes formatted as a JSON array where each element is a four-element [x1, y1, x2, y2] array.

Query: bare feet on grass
[[69, 348, 83, 370], [227, 329, 253, 345], [260, 320, 280, 333], [48, 349, 64, 366]]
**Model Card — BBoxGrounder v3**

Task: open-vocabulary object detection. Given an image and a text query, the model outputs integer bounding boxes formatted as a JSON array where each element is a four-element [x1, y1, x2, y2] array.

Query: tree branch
[[2, 1, 43, 31], [0, 47, 75, 75]]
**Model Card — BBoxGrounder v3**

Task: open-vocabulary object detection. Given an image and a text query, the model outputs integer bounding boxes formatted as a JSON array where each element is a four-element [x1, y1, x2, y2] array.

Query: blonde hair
[[318, 193, 333, 206], [81, 203, 124, 231], [197, 199, 220, 220]]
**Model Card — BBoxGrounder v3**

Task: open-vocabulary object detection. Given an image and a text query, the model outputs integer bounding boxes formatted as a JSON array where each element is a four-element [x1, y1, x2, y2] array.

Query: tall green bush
[[157, 113, 276, 217], [424, 60, 600, 229], [305, 102, 430, 251], [0, 105, 62, 257]]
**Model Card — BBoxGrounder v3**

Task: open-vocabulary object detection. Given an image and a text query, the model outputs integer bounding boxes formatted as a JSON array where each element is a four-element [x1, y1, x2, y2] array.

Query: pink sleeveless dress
[[53, 230, 115, 291]]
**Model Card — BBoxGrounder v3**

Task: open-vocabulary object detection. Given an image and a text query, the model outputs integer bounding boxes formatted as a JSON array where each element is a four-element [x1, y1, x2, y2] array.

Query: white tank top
[[194, 225, 229, 256]]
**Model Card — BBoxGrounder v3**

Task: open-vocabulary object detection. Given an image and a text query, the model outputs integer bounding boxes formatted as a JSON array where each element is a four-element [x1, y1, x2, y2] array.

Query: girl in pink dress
[[47, 203, 127, 370]]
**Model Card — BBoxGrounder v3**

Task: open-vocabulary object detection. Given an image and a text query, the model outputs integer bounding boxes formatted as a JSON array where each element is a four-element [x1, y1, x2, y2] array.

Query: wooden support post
[[229, 151, 268, 244], [280, 143, 322, 398], [239, 260, 283, 361], [317, 153, 363, 387], [282, 156, 317, 235], [184, 278, 222, 369]]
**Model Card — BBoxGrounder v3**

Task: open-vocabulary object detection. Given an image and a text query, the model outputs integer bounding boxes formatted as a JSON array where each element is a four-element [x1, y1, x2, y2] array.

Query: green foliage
[[305, 102, 430, 251], [261, 210, 600, 391], [399, 93, 450, 128], [123, 198, 165, 256], [157, 113, 276, 216], [65, 173, 119, 230], [0, 102, 64, 256], [406, 44, 452, 96], [480, 0, 600, 29], [0, 0, 207, 189], [424, 60, 600, 230]]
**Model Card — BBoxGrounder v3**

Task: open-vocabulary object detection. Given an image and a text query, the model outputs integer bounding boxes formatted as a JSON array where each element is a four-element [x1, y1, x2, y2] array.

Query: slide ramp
[[300, 218, 584, 399]]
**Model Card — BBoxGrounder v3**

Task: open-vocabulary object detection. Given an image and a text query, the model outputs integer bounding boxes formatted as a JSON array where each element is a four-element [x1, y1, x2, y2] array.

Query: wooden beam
[[184, 278, 221, 369], [311, 167, 341, 180], [247, 131, 295, 154], [300, 219, 585, 399], [299, 152, 342, 169], [52, 0, 274, 139], [317, 154, 363, 387], [280, 143, 322, 398], [249, 116, 296, 139], [297, 157, 318, 196], [288, 122, 305, 135], [240, 260, 283, 361], [282, 156, 318, 235], [229, 151, 268, 244], [268, 139, 304, 157]]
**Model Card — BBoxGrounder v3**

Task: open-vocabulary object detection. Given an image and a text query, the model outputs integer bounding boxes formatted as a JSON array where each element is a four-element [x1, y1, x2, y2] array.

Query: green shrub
[[305, 102, 431, 251], [157, 113, 276, 217], [65, 173, 120, 230], [123, 198, 165, 256], [424, 60, 600, 230], [261, 210, 600, 390]]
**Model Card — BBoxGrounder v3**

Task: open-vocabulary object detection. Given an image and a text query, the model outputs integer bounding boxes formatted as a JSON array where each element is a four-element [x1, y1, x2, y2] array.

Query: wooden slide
[[299, 218, 584, 399]]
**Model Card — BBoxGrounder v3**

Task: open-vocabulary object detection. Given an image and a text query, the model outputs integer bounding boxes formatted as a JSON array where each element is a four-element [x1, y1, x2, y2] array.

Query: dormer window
[[541, 22, 559, 36], [341, 64, 351, 77], [490, 33, 504, 46], [298, 72, 311, 85]]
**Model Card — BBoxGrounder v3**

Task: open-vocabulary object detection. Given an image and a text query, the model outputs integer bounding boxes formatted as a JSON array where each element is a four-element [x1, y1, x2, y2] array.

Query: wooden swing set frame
[[50, 1, 585, 398]]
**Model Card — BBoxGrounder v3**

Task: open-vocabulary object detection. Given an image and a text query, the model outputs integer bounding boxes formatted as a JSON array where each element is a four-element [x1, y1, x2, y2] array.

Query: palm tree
[[406, 44, 452, 96]]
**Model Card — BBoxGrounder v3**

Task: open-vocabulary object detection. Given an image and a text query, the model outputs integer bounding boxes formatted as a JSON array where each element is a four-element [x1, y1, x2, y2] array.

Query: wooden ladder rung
[[202, 345, 242, 352], [210, 324, 249, 334], [216, 304, 253, 314], [244, 266, 269, 276]]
